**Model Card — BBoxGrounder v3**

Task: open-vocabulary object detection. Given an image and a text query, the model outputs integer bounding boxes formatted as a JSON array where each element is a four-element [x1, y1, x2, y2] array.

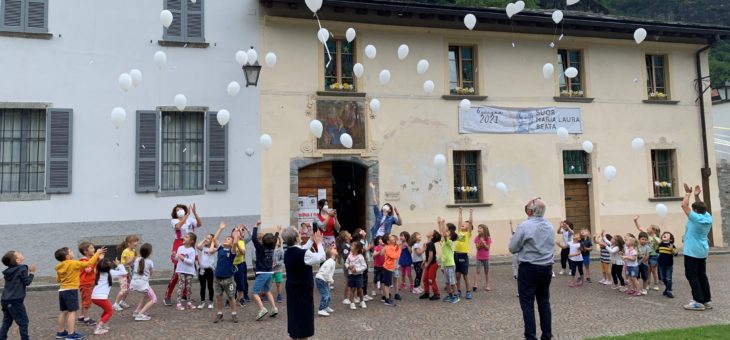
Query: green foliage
[[588, 324, 730, 340], [710, 41, 730, 87]]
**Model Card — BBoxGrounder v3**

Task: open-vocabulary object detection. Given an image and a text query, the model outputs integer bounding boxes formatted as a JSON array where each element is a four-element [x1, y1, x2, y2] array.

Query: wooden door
[[564, 179, 591, 232], [298, 162, 333, 204]]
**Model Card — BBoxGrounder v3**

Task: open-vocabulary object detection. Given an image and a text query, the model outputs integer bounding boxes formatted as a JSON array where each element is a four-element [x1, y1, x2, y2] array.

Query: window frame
[[557, 49, 585, 97], [161, 0, 205, 44], [650, 149, 677, 198], [160, 111, 206, 192], [562, 150, 590, 175], [323, 39, 356, 92], [0, 0, 49, 34], [0, 108, 46, 194], [645, 54, 670, 100], [452, 150, 482, 204], [448, 45, 478, 95]]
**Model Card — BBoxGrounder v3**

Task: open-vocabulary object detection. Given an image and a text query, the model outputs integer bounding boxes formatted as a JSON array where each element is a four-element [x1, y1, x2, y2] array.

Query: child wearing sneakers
[[175, 233, 198, 311], [657, 231, 678, 298], [637, 232, 652, 295], [251, 221, 279, 321], [595, 233, 612, 285], [129, 243, 156, 321], [316, 246, 337, 316], [345, 242, 368, 310], [381, 233, 402, 306], [567, 233, 584, 287], [210, 222, 239, 323], [77, 242, 98, 327], [1, 251, 36, 340], [410, 232, 425, 294], [273, 235, 285, 303], [54, 245, 105, 340], [371, 236, 385, 297], [90, 258, 126, 335], [621, 237, 641, 296], [438, 217, 459, 303], [113, 235, 138, 312]]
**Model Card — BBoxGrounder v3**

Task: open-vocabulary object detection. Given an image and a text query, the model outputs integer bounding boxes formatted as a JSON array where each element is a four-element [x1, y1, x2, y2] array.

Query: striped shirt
[[600, 247, 611, 263]]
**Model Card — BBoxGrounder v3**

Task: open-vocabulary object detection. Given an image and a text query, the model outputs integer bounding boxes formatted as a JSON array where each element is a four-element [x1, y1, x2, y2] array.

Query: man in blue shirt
[[681, 184, 713, 311]]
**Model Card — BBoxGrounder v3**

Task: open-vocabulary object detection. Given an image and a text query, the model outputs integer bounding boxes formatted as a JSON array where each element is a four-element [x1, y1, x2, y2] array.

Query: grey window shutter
[[205, 111, 227, 191], [46, 108, 72, 194], [185, 0, 204, 42], [25, 0, 47, 33], [1, 0, 24, 32], [163, 0, 182, 41], [136, 110, 160, 193]]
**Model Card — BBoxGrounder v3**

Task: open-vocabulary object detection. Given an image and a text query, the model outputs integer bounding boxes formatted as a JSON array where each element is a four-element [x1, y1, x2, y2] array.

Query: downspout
[[695, 43, 714, 245]]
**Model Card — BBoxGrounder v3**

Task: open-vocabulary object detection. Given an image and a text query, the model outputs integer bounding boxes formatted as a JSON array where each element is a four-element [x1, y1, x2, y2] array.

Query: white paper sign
[[317, 189, 327, 201], [459, 106, 582, 134], [298, 196, 317, 210]]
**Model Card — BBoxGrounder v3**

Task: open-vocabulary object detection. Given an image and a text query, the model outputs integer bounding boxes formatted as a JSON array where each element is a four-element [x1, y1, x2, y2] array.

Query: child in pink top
[[371, 236, 385, 296], [472, 224, 492, 292]]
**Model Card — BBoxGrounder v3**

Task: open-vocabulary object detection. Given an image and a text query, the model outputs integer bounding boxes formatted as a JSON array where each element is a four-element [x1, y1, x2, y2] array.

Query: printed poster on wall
[[459, 106, 582, 134], [297, 196, 318, 238]]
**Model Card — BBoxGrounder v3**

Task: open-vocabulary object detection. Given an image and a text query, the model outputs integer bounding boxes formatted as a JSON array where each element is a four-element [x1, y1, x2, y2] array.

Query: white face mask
[[177, 209, 185, 218], [382, 205, 390, 213], [322, 205, 329, 211]]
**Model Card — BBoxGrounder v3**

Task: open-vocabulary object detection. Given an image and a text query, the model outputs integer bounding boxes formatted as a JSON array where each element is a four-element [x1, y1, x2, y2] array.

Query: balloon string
[[314, 13, 333, 68]]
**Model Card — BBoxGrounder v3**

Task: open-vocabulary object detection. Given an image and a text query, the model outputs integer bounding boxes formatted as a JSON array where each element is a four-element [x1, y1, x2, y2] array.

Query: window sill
[[0, 31, 53, 40], [155, 190, 205, 198], [157, 40, 209, 48], [643, 100, 679, 105], [446, 203, 493, 208], [316, 91, 366, 98], [553, 97, 594, 103], [648, 197, 683, 202], [0, 192, 51, 202], [564, 174, 591, 179], [442, 95, 488, 101]]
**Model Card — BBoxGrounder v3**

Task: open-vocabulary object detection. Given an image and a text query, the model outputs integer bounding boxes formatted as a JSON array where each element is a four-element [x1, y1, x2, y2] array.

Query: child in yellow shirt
[[54, 246, 105, 340]]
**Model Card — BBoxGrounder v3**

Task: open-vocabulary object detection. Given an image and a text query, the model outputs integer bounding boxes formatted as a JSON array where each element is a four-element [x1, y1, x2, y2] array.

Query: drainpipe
[[695, 43, 714, 245]]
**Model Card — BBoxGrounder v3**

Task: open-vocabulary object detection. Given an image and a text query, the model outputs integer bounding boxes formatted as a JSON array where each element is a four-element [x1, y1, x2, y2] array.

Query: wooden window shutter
[[185, 0, 204, 42], [136, 110, 160, 193], [205, 111, 227, 191], [163, 0, 183, 41], [1, 0, 24, 31], [25, 0, 46, 32], [45, 108, 72, 194]]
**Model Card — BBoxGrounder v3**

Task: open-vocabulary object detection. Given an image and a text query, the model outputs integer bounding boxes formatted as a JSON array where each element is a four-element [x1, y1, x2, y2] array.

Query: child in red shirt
[[381, 233, 402, 306], [78, 242, 98, 326]]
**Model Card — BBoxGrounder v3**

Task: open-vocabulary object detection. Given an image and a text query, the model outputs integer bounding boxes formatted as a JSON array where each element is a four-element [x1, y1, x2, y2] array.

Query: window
[[453, 151, 481, 203], [646, 55, 668, 100], [651, 150, 677, 197], [448, 46, 476, 95], [162, 0, 205, 43], [324, 39, 354, 91], [557, 49, 584, 97], [0, 0, 48, 33], [161, 111, 205, 191], [0, 109, 45, 193], [563, 150, 589, 175]]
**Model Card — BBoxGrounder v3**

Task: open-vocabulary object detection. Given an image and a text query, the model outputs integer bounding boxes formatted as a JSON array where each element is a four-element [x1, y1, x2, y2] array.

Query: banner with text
[[459, 106, 582, 134]]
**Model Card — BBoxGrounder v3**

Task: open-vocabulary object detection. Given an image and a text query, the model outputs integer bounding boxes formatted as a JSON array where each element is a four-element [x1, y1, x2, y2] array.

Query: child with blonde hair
[[113, 235, 138, 312], [472, 224, 492, 291], [621, 237, 641, 296]]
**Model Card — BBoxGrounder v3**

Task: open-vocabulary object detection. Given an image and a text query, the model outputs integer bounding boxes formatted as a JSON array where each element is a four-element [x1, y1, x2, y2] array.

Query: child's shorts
[[582, 254, 590, 266], [380, 269, 394, 286], [477, 259, 490, 272], [443, 266, 456, 285], [273, 272, 283, 284], [649, 255, 659, 267], [455, 253, 469, 275], [59, 290, 79, 312], [373, 266, 383, 284], [215, 277, 236, 299], [638, 263, 649, 281], [252, 273, 273, 294], [626, 266, 639, 278], [80, 284, 93, 308], [601, 262, 611, 273], [347, 273, 364, 288]]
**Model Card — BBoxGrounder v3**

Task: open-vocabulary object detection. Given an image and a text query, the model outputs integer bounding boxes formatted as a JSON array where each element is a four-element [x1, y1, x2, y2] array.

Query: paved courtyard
[[7, 254, 730, 339]]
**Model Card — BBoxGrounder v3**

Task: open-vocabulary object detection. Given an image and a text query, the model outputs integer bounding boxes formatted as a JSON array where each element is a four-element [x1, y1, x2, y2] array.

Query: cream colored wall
[[259, 16, 724, 256]]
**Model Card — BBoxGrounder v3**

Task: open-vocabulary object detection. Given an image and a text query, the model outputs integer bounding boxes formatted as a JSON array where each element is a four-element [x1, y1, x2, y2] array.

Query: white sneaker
[[349, 302, 356, 310], [326, 307, 334, 313], [371, 291, 377, 296], [132, 312, 139, 318], [134, 314, 151, 321], [360, 301, 367, 309], [641, 289, 648, 295], [342, 299, 351, 305], [558, 270, 565, 275], [120, 301, 130, 308], [208, 303, 214, 309], [112, 304, 123, 312], [363, 295, 373, 302], [552, 272, 556, 278], [354, 297, 360, 303], [197, 303, 206, 309], [317, 310, 330, 317]]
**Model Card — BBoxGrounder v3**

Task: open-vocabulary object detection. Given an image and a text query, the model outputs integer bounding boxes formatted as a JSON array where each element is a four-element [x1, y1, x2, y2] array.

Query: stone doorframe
[[290, 156, 379, 232]]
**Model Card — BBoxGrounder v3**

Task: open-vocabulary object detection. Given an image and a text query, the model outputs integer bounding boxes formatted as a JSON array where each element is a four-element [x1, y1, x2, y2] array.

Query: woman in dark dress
[[283, 227, 325, 339]]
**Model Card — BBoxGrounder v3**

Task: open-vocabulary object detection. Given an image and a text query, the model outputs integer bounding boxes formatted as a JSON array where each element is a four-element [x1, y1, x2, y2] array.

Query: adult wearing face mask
[[369, 182, 402, 242], [163, 203, 202, 306], [315, 199, 341, 251]]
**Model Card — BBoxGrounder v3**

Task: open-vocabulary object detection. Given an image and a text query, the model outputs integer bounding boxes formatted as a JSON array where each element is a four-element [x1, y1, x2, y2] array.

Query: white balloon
[[160, 10, 173, 28], [309, 120, 323, 138], [110, 107, 126, 129], [565, 67, 579, 79], [118, 73, 132, 92], [423, 80, 435, 94], [655, 203, 668, 218], [353, 63, 364, 78], [216, 109, 230, 126], [340, 133, 353, 149], [552, 10, 563, 24], [496, 182, 508, 195], [365, 45, 377, 59], [153, 51, 167, 69], [129, 69, 142, 87], [235, 50, 248, 66], [246, 48, 258, 65], [582, 140, 594, 154], [631, 137, 645, 151], [346, 28, 356, 43], [464, 13, 476, 30], [369, 99, 381, 113], [567, 0, 580, 5], [260, 134, 273, 150], [506, 3, 517, 18], [397, 44, 409, 60], [379, 69, 391, 85], [264, 52, 277, 68], [416, 59, 429, 75], [542, 63, 554, 79], [227, 81, 240, 96], [317, 28, 329, 44], [459, 99, 471, 111], [603, 165, 617, 181], [433, 154, 446, 167], [634, 28, 647, 44], [515, 1, 525, 13], [304, 0, 323, 13], [174, 94, 187, 111], [557, 127, 569, 141], [191, 0, 196, 3]]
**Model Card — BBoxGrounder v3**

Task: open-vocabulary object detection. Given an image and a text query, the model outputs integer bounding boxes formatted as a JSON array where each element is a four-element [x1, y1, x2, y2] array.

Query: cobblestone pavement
[[7, 255, 730, 340]]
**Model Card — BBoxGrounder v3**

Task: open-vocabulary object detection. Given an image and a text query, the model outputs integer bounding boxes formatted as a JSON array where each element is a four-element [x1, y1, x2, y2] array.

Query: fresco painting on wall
[[316, 99, 366, 150]]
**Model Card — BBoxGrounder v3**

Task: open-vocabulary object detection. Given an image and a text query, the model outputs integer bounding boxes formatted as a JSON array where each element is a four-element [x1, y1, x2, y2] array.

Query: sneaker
[[326, 307, 334, 313], [451, 296, 460, 304], [684, 301, 706, 311], [112, 304, 123, 312], [231, 313, 239, 323], [55, 331, 68, 339], [76, 317, 84, 324], [394, 293, 402, 301], [350, 302, 356, 310], [354, 297, 360, 303], [318, 310, 330, 317], [237, 299, 246, 307], [577, 279, 584, 287], [465, 292, 473, 300], [552, 272, 556, 278], [256, 308, 269, 320], [384, 299, 396, 306], [652, 285, 660, 291], [213, 314, 223, 323], [419, 293, 430, 299], [559, 270, 565, 275], [197, 303, 206, 309], [442, 295, 450, 302], [65, 332, 86, 340], [704, 301, 713, 309], [270, 307, 279, 317], [93, 328, 108, 335], [625, 290, 636, 295], [163, 298, 172, 306], [134, 314, 151, 321], [276, 294, 283, 303], [633, 291, 642, 297], [611, 285, 619, 290], [83, 319, 97, 326], [360, 301, 367, 309], [342, 298, 352, 305], [429, 294, 441, 301], [641, 289, 648, 295], [187, 303, 196, 310], [381, 296, 386, 302], [371, 291, 377, 296], [208, 302, 214, 309], [176, 303, 185, 311], [132, 312, 139, 318], [619, 287, 627, 292]]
